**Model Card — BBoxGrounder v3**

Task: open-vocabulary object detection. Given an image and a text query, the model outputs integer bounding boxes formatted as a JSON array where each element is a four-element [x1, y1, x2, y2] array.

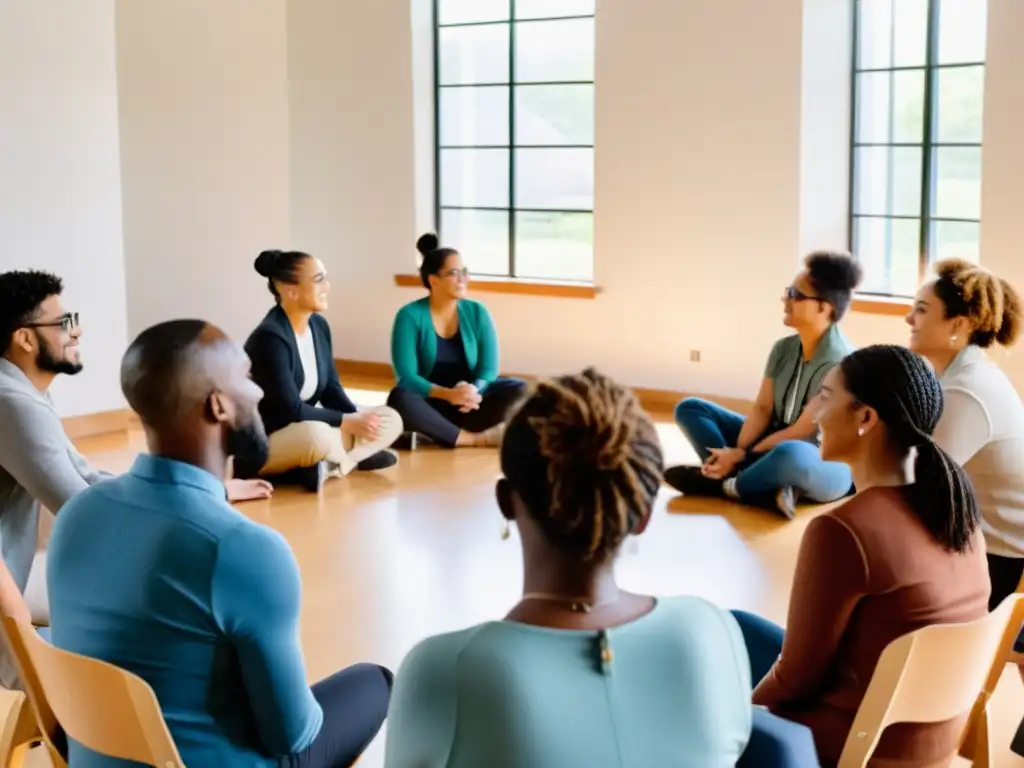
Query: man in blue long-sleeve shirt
[[46, 319, 392, 767]]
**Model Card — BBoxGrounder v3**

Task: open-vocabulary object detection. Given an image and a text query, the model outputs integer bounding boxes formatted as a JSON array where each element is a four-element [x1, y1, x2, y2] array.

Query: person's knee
[[299, 422, 336, 463], [374, 406, 404, 441], [386, 386, 415, 412], [674, 397, 707, 426]]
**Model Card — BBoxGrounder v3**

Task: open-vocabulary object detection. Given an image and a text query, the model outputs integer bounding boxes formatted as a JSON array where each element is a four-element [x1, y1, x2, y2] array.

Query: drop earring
[[501, 520, 511, 541], [857, 427, 865, 437], [950, 334, 958, 347]]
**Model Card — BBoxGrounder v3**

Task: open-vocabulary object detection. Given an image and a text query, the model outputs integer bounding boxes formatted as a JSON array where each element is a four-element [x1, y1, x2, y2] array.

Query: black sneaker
[[264, 462, 325, 493], [746, 486, 798, 520], [663, 465, 725, 497], [392, 432, 418, 451], [356, 451, 398, 471]]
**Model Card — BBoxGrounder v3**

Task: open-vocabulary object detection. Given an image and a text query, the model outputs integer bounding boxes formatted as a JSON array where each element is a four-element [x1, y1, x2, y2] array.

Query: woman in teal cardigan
[[387, 234, 526, 448]]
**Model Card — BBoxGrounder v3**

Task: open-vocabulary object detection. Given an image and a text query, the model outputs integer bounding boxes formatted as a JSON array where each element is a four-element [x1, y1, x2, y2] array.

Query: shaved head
[[121, 319, 268, 470]]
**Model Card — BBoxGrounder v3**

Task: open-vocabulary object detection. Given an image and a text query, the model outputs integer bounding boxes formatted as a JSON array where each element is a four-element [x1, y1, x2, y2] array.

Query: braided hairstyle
[[932, 258, 1022, 349], [840, 345, 979, 552], [500, 368, 664, 562]]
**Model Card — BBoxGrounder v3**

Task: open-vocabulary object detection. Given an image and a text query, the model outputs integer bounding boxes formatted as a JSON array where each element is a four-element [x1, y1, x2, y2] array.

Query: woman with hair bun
[[907, 258, 1024, 610], [733, 345, 989, 766], [238, 249, 403, 491], [387, 233, 526, 449], [665, 251, 862, 518], [385, 369, 765, 767]]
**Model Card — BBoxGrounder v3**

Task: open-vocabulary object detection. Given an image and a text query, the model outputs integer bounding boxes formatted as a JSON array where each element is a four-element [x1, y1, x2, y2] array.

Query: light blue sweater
[[385, 596, 752, 768]]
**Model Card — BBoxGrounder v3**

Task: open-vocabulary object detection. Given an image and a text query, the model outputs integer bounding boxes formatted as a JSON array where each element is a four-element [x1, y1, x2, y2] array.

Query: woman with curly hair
[[906, 258, 1024, 609], [384, 369, 767, 767]]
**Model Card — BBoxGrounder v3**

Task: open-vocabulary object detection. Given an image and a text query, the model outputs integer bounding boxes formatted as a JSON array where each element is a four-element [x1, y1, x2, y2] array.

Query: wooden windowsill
[[393, 274, 600, 299], [851, 295, 913, 316]]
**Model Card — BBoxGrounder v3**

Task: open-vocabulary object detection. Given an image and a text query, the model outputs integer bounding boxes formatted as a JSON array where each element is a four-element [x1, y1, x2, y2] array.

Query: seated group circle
[[0, 236, 1021, 767]]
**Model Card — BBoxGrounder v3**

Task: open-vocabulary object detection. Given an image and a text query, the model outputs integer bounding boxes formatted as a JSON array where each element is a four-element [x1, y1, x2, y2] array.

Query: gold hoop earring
[[501, 520, 511, 541]]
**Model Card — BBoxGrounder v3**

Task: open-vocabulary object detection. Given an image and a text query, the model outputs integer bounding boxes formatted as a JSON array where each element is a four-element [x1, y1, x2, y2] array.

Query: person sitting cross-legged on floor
[[238, 250, 402, 491], [386, 233, 526, 449], [384, 369, 756, 767], [664, 251, 861, 518], [47, 319, 393, 768], [732, 345, 989, 767]]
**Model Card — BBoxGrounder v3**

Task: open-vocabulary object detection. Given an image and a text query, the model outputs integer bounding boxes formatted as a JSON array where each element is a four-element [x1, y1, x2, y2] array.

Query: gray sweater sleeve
[[0, 393, 95, 513]]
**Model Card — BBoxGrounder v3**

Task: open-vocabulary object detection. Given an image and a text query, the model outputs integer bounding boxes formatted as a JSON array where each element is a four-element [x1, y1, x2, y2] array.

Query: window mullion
[[508, 1, 517, 278], [919, 0, 941, 279]]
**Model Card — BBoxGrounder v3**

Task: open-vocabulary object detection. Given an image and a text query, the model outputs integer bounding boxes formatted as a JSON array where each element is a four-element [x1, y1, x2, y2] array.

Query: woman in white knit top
[[906, 259, 1024, 609]]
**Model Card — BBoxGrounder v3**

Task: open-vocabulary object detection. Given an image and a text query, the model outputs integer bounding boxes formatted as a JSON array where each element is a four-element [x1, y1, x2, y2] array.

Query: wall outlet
[[689, 350, 701, 362]]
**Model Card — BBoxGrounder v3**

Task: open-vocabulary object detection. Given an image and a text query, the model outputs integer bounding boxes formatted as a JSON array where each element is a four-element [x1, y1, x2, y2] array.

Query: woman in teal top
[[664, 251, 861, 519], [385, 368, 755, 767], [387, 233, 526, 448]]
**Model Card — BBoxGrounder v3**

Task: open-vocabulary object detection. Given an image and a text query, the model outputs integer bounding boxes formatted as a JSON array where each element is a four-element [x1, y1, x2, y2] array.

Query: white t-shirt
[[296, 329, 319, 402], [933, 344, 1024, 558]]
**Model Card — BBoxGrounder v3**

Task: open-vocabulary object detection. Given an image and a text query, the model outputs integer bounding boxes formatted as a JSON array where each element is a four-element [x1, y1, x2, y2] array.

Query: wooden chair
[[0, 612, 184, 767], [837, 593, 1024, 768]]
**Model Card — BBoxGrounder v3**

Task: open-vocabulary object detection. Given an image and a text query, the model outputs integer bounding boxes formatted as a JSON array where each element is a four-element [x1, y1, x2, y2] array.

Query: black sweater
[[244, 306, 357, 436]]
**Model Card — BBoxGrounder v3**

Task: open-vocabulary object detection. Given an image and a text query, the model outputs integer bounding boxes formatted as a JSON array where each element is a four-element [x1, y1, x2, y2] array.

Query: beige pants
[[262, 406, 403, 476]]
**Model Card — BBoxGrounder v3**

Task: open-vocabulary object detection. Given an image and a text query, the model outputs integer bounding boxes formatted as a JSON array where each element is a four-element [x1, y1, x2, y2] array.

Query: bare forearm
[[736, 407, 771, 451], [753, 422, 816, 453], [428, 385, 453, 403]]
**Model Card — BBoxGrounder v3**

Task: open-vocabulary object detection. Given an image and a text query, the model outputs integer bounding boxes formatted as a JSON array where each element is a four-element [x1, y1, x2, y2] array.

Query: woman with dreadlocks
[[733, 345, 989, 767], [384, 369, 761, 766]]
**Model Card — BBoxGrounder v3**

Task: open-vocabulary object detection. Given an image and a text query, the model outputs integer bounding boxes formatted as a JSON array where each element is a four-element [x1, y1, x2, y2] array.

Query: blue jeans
[[675, 398, 852, 503]]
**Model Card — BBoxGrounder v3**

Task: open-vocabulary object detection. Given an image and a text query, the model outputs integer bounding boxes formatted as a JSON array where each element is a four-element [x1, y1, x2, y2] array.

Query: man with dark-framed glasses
[[0, 270, 270, 689]]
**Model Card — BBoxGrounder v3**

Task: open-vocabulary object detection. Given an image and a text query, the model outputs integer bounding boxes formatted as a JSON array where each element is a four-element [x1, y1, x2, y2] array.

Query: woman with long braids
[[906, 259, 1024, 609], [384, 369, 760, 766], [733, 345, 989, 766]]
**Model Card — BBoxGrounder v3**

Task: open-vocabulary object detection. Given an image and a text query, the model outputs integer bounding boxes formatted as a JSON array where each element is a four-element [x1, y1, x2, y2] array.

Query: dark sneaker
[[746, 486, 799, 520], [264, 461, 325, 493], [392, 432, 419, 451], [356, 451, 398, 471], [663, 465, 725, 497]]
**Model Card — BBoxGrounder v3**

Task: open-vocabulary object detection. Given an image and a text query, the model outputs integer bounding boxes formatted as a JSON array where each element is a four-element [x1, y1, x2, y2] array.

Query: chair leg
[[0, 694, 42, 768]]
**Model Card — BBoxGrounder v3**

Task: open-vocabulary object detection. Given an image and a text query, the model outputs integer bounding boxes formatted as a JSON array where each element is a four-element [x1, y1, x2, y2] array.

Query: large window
[[850, 0, 987, 297], [434, 0, 595, 282]]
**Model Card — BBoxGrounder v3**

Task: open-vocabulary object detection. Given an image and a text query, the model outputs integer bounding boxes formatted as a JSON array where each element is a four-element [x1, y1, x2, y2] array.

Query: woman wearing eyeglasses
[[664, 252, 861, 518], [387, 234, 526, 449]]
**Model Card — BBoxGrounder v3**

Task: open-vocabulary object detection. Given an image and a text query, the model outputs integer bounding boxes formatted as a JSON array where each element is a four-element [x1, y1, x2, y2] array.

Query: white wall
[[288, 0, 1024, 399], [0, 0, 127, 417], [115, 0, 291, 344]]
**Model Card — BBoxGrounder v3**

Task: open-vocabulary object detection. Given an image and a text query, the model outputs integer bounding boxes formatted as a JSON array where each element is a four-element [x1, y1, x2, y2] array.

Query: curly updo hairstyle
[[931, 258, 1022, 349], [805, 251, 864, 322], [500, 368, 664, 562]]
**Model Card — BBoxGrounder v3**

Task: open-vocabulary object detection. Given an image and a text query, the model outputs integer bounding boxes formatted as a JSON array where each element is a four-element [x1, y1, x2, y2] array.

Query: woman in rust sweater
[[733, 345, 990, 767]]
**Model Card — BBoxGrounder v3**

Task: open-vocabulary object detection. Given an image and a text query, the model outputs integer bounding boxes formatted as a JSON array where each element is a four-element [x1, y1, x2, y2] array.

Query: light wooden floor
[[25, 382, 1024, 767]]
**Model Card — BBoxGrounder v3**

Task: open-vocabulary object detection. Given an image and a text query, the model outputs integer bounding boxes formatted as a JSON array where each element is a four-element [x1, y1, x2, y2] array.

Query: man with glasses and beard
[[46, 319, 392, 768], [0, 271, 271, 686]]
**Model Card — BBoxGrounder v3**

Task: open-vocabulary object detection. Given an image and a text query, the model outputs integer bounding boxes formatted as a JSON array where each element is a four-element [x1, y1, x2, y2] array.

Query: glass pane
[[440, 86, 509, 146], [514, 211, 593, 282], [933, 146, 982, 219], [515, 148, 593, 210], [854, 147, 923, 217], [515, 0, 595, 19], [931, 220, 980, 263], [439, 25, 510, 85], [438, 0, 510, 25], [857, 0, 928, 70], [937, 0, 988, 64], [935, 66, 984, 143], [439, 149, 509, 207], [855, 70, 925, 144], [440, 208, 510, 277], [515, 18, 594, 83], [853, 216, 921, 296], [515, 85, 594, 145]]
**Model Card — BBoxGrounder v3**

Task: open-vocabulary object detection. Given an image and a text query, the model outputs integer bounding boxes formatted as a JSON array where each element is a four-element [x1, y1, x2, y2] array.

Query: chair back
[[0, 612, 184, 768], [837, 593, 1024, 768]]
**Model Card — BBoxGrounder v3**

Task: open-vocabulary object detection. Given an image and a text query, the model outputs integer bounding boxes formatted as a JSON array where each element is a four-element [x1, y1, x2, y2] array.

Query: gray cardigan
[[0, 358, 112, 685]]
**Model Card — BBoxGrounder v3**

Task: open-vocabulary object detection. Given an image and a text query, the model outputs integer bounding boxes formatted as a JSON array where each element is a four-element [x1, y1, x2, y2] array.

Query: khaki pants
[[261, 406, 403, 476]]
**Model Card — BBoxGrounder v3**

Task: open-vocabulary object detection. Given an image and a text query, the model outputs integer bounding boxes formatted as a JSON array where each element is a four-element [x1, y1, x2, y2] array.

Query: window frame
[[432, 0, 596, 283], [848, 0, 986, 299]]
